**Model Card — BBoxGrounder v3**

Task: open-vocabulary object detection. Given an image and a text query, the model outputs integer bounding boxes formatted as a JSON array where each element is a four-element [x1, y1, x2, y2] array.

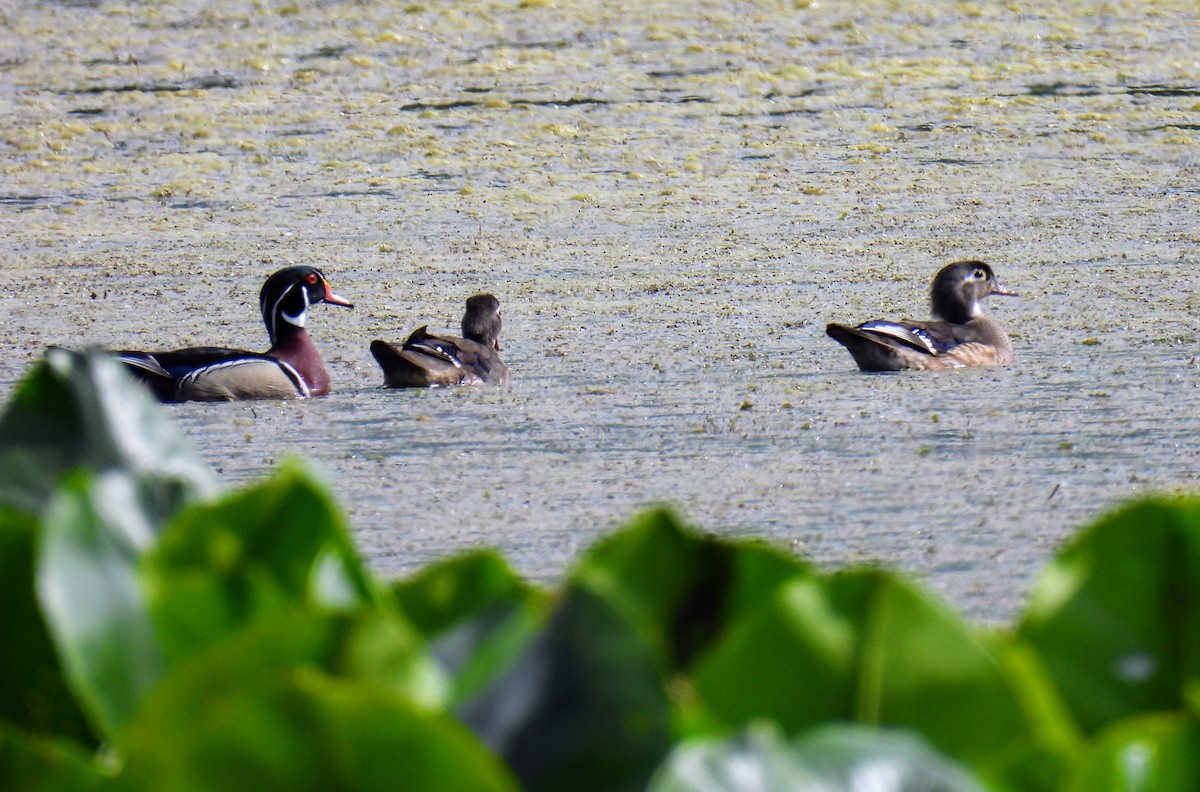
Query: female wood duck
[[118, 265, 353, 401], [826, 260, 1016, 371], [370, 293, 510, 387]]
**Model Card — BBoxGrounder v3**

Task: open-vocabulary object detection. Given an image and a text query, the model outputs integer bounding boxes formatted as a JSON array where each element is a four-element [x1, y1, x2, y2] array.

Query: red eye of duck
[[305, 272, 319, 285]]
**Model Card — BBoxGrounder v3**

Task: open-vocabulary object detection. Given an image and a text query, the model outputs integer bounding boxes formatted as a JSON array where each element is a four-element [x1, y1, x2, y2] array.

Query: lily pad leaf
[[575, 508, 809, 671], [0, 348, 218, 518], [0, 724, 120, 792], [392, 550, 545, 704], [649, 723, 988, 792], [458, 582, 671, 792], [1064, 713, 1200, 791], [1018, 499, 1200, 733], [37, 471, 168, 739], [692, 569, 1060, 782], [392, 549, 534, 637], [0, 508, 94, 744], [117, 613, 513, 792], [143, 462, 380, 662]]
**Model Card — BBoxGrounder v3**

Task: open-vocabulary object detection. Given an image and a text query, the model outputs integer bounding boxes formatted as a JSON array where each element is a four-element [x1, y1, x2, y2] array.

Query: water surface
[[2, 0, 1198, 621]]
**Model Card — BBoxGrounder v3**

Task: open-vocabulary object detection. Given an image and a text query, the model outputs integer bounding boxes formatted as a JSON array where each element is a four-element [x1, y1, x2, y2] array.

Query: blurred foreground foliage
[[2, 350, 1198, 791]]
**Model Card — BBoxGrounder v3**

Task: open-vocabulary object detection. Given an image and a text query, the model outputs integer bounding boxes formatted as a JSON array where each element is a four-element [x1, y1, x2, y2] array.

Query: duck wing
[[402, 326, 461, 366], [118, 345, 258, 375], [404, 327, 509, 383], [856, 318, 985, 356], [113, 350, 177, 401], [116, 346, 269, 401]]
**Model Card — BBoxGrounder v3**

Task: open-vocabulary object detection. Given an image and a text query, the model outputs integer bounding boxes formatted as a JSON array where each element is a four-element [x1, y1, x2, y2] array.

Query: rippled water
[[2, 0, 1198, 621]]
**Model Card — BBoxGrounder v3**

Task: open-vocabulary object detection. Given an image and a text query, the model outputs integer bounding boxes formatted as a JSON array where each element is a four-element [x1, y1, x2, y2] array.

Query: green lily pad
[[649, 723, 988, 792], [0, 349, 218, 518], [458, 582, 671, 792], [1019, 499, 1200, 733]]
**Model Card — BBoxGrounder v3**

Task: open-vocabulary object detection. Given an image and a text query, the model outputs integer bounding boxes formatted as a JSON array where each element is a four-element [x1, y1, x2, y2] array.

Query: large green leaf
[[393, 550, 533, 636], [1018, 499, 1200, 734], [988, 639, 1085, 790], [0, 724, 122, 792], [141, 462, 445, 706], [36, 471, 168, 739], [0, 509, 93, 744], [692, 569, 1063, 786], [117, 613, 514, 792], [575, 508, 809, 671], [0, 348, 218, 517], [649, 723, 989, 792], [392, 551, 546, 705], [1, 351, 221, 740], [649, 724, 817, 792], [458, 582, 672, 792], [142, 462, 380, 662], [1064, 713, 1200, 791], [315, 609, 447, 705]]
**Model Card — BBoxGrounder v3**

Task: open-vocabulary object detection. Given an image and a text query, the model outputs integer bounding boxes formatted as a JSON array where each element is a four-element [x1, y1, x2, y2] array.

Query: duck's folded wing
[[117, 346, 257, 375], [114, 350, 179, 402], [401, 327, 509, 384], [117, 350, 172, 378], [855, 320, 953, 355], [442, 340, 507, 381], [402, 327, 463, 367]]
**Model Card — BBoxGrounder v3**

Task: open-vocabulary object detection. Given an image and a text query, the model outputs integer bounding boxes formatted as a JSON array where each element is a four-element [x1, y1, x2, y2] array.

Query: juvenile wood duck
[[370, 293, 510, 387], [118, 265, 353, 401], [826, 260, 1016, 371]]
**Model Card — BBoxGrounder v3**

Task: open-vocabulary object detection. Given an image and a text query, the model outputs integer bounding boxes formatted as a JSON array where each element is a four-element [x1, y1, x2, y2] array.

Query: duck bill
[[991, 284, 1018, 297], [323, 285, 354, 308]]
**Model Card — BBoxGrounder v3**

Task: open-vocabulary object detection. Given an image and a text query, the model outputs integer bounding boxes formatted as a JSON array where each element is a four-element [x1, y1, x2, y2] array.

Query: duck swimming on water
[[371, 293, 510, 387], [117, 265, 353, 401], [826, 260, 1016, 372]]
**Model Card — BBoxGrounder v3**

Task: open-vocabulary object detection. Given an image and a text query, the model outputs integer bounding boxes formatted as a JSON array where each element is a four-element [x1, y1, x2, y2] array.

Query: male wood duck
[[370, 293, 510, 387], [826, 260, 1016, 371], [118, 265, 353, 401]]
